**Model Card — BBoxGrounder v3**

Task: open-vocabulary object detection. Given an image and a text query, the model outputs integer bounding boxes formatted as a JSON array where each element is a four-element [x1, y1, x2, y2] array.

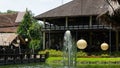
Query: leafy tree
[[28, 21, 42, 51], [17, 9, 42, 53], [17, 10, 33, 38], [29, 21, 42, 40]]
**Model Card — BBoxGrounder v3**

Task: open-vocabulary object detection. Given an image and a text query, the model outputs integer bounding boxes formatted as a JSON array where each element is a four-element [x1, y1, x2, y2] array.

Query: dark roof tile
[[35, 0, 108, 19]]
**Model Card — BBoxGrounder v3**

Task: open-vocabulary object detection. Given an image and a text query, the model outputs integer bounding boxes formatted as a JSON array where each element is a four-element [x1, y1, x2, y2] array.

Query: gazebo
[[35, 0, 120, 52], [0, 12, 27, 52]]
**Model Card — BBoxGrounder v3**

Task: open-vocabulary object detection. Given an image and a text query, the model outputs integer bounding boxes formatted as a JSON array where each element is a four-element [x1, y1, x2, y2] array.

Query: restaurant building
[[35, 0, 120, 52]]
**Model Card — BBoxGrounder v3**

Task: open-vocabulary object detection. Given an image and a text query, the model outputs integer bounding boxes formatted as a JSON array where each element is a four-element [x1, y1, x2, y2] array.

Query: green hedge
[[38, 49, 63, 57], [77, 51, 88, 57], [46, 57, 120, 65], [38, 49, 88, 57], [38, 49, 120, 57]]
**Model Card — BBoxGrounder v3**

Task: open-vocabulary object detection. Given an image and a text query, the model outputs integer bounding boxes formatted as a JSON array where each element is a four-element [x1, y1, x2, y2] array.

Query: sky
[[0, 0, 72, 15]]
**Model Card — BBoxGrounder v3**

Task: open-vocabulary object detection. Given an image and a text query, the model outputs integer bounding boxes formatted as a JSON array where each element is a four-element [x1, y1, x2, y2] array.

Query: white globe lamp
[[17, 39, 20, 43], [25, 38, 28, 42], [101, 42, 109, 51], [77, 39, 87, 49]]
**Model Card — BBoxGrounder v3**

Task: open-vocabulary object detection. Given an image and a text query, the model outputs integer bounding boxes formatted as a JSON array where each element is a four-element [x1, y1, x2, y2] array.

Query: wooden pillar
[[109, 23, 112, 55], [65, 17, 68, 28], [89, 16, 92, 47], [48, 29, 51, 49], [116, 31, 119, 52], [89, 16, 92, 27], [89, 32, 92, 46], [76, 31, 78, 41], [43, 19, 46, 50]]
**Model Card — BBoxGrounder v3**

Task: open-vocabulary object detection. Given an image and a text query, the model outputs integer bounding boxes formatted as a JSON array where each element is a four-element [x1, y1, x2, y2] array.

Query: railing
[[0, 49, 49, 65], [42, 25, 112, 31]]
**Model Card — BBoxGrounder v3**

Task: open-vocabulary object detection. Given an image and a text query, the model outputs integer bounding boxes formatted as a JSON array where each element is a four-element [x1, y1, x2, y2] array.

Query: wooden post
[[65, 17, 68, 28], [89, 32, 92, 47], [89, 16, 92, 47], [116, 31, 119, 52], [48, 29, 51, 49], [89, 16, 92, 27], [43, 19, 46, 50]]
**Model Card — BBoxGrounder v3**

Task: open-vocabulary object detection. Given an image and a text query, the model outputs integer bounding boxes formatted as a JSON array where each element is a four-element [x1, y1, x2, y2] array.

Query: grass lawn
[[46, 57, 120, 65]]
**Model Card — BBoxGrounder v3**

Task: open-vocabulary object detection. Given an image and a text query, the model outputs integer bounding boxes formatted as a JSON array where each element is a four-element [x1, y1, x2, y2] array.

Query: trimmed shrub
[[77, 51, 88, 57], [39, 49, 89, 57], [38, 49, 63, 57], [101, 54, 110, 58]]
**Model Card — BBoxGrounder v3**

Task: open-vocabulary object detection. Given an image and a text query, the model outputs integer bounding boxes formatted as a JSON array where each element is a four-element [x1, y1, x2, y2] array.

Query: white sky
[[0, 0, 72, 15]]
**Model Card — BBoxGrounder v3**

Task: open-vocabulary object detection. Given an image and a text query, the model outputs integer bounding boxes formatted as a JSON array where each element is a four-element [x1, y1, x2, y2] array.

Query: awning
[[0, 33, 18, 46]]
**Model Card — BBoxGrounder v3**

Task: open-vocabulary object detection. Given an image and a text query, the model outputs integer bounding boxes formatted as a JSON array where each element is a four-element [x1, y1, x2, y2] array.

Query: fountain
[[63, 30, 77, 68]]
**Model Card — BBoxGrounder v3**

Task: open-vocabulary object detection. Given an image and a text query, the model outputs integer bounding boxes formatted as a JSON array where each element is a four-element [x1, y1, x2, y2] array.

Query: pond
[[0, 63, 120, 68]]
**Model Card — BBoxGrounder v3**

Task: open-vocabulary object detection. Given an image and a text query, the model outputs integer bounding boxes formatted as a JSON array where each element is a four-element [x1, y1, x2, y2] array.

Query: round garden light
[[17, 39, 20, 43], [25, 38, 28, 42], [101, 42, 109, 51], [77, 39, 87, 49]]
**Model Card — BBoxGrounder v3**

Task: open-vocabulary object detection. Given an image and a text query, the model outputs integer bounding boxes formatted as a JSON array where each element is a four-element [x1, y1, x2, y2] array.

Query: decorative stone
[[77, 39, 87, 49]]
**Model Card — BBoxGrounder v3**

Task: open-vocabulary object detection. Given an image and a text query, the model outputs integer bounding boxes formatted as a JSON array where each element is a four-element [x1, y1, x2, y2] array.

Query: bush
[[29, 40, 41, 50], [38, 49, 63, 57], [111, 52, 120, 57], [39, 49, 89, 57], [77, 51, 88, 57], [101, 54, 110, 58]]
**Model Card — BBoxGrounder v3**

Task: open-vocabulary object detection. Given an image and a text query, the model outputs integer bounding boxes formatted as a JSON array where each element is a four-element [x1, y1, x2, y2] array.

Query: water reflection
[[0, 63, 120, 68]]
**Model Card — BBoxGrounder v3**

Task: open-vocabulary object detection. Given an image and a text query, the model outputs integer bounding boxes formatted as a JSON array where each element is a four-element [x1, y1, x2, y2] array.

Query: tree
[[29, 21, 42, 52], [7, 10, 17, 13], [97, 0, 120, 29], [17, 9, 33, 38], [0, 10, 17, 14], [17, 9, 42, 53]]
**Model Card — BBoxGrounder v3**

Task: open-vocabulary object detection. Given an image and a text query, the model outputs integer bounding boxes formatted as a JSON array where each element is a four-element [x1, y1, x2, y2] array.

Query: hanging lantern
[[77, 39, 87, 49], [101, 42, 109, 51]]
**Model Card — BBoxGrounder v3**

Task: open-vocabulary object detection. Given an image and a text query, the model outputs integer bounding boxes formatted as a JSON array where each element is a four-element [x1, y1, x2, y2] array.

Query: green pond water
[[0, 63, 120, 68]]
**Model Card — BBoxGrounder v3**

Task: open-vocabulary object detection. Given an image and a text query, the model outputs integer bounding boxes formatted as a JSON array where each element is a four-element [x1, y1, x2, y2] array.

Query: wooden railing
[[42, 25, 112, 31], [0, 49, 49, 65]]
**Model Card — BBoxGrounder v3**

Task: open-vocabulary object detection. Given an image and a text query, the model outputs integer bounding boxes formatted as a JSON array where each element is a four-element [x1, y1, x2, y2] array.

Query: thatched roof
[[0, 33, 18, 46], [0, 12, 25, 32], [0, 13, 18, 27], [35, 0, 108, 19], [15, 12, 26, 23]]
